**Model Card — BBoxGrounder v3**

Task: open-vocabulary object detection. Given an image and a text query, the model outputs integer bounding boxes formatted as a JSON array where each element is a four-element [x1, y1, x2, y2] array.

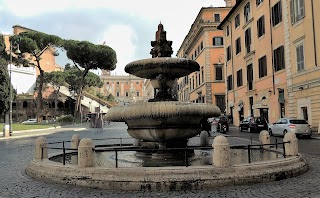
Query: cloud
[[1, 0, 226, 75], [101, 24, 137, 75]]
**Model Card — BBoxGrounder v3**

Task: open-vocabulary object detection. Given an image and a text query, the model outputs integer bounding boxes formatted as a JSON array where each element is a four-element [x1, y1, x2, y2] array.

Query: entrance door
[[301, 107, 308, 121], [259, 108, 269, 123]]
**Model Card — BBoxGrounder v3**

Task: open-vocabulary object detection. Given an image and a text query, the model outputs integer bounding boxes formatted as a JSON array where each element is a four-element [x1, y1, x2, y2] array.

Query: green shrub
[[57, 115, 74, 123]]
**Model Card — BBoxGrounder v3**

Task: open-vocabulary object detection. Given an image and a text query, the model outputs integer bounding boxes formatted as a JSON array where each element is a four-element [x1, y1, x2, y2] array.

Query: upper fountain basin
[[125, 57, 200, 79]]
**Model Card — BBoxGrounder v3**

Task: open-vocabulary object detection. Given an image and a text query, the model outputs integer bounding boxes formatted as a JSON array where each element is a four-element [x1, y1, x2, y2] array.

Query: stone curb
[[13, 126, 62, 134], [25, 154, 308, 191]]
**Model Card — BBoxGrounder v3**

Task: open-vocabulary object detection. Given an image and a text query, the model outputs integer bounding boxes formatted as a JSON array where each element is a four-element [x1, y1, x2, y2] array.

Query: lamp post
[[8, 40, 21, 136]]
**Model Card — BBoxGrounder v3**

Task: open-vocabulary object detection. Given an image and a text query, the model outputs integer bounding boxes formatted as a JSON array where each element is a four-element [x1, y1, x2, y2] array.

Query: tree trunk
[[74, 70, 88, 120], [54, 88, 59, 120], [36, 64, 44, 123]]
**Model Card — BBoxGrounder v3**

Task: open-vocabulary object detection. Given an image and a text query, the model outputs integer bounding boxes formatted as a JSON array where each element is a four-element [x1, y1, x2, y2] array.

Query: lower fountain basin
[[106, 101, 221, 142]]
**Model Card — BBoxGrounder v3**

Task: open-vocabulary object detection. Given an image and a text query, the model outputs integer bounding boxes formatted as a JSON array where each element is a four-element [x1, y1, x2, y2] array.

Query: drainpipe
[[268, 0, 276, 95], [311, 0, 318, 66]]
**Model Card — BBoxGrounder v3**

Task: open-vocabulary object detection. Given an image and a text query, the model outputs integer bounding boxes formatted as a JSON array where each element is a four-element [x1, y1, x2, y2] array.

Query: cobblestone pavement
[[1, 123, 320, 198]]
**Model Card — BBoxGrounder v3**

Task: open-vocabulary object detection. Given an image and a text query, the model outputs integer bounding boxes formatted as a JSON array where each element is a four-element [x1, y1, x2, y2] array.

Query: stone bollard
[[200, 131, 209, 146], [283, 132, 298, 156], [259, 130, 270, 149], [78, 138, 95, 168], [212, 135, 230, 168], [71, 134, 80, 165], [34, 136, 48, 160]]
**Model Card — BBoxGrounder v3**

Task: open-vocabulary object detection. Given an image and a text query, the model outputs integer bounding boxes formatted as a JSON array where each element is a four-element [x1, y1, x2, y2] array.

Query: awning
[[252, 99, 268, 109]]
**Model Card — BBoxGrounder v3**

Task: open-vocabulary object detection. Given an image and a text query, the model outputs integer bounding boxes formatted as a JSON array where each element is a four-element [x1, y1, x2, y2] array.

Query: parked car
[[21, 118, 37, 124], [239, 116, 268, 133], [268, 118, 312, 138]]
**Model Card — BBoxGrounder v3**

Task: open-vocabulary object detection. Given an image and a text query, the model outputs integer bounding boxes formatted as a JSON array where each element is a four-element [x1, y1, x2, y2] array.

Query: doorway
[[259, 108, 269, 123]]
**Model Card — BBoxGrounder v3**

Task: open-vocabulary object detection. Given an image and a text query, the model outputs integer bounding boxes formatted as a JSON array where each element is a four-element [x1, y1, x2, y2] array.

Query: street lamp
[[9, 40, 21, 136]]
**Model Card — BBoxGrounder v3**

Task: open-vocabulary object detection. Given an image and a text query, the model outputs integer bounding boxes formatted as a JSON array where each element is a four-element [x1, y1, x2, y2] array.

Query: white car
[[21, 118, 37, 124], [268, 118, 312, 138]]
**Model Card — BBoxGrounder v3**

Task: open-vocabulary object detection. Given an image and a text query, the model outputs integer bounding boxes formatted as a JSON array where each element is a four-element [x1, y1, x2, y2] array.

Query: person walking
[[211, 118, 218, 136]]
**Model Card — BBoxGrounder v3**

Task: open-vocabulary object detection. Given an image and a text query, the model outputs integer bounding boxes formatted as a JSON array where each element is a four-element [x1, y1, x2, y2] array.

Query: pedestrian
[[211, 118, 218, 135]]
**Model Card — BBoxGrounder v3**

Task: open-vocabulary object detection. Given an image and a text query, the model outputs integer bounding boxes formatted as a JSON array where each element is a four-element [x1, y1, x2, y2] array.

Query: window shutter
[[262, 16, 265, 34], [300, 0, 305, 17], [279, 1, 282, 22], [290, 0, 295, 24], [272, 7, 275, 26]]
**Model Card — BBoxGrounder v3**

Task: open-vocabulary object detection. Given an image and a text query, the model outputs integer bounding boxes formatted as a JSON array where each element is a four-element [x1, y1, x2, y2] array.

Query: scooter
[[219, 123, 229, 133]]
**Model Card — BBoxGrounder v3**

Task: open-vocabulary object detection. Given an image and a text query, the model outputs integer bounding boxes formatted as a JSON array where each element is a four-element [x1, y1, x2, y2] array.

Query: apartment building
[[218, 0, 288, 126], [218, 0, 320, 129], [285, 0, 320, 129], [176, 5, 231, 113]]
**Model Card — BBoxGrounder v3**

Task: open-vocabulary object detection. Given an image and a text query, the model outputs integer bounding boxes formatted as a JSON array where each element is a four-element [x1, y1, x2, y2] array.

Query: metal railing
[[41, 138, 291, 167]]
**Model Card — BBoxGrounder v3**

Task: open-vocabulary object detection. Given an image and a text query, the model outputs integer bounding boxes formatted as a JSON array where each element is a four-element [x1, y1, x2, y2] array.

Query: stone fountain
[[106, 23, 221, 158]]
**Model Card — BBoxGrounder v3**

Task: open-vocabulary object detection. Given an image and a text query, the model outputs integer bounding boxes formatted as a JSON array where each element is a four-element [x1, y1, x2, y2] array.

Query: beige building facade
[[176, 6, 231, 113], [285, 0, 320, 130], [100, 70, 147, 104], [219, 0, 288, 126], [218, 0, 320, 129]]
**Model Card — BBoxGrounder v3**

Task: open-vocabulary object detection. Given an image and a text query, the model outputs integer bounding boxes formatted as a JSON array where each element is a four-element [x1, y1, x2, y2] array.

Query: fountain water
[[106, 23, 221, 159]]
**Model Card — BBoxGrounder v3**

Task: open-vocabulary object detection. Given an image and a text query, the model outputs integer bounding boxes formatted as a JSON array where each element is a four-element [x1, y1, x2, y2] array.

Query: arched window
[[23, 101, 28, 108], [58, 102, 64, 109]]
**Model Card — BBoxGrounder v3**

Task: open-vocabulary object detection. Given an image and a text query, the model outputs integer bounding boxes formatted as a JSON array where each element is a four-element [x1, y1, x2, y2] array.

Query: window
[[116, 82, 120, 84], [106, 82, 109, 84], [247, 64, 253, 90], [215, 95, 225, 113], [227, 75, 233, 90], [214, 14, 220, 22], [272, 1, 282, 26], [257, 16, 265, 37], [245, 28, 252, 54], [237, 69, 243, 87], [136, 82, 139, 84], [235, 14, 240, 28], [296, 44, 304, 71], [116, 92, 120, 97], [273, 45, 285, 71], [195, 75, 198, 87], [258, 55, 267, 78], [249, 97, 253, 116], [201, 67, 204, 83], [200, 41, 204, 50], [256, 0, 264, 6], [290, 0, 304, 24], [125, 92, 129, 97], [198, 72, 201, 85], [136, 92, 140, 97], [244, 2, 251, 23], [227, 46, 231, 61], [195, 49, 197, 57], [192, 76, 194, 90], [215, 65, 223, 81], [213, 37, 223, 46], [226, 25, 230, 37], [236, 37, 241, 54]]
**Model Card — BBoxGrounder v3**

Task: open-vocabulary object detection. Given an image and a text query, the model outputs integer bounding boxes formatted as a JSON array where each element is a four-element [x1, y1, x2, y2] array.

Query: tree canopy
[[10, 31, 63, 121], [63, 40, 116, 118], [0, 35, 11, 115], [63, 40, 117, 72], [65, 68, 103, 95]]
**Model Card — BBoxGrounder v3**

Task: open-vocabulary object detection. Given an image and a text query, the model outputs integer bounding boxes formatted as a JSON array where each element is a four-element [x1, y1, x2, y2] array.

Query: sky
[[0, 0, 226, 75]]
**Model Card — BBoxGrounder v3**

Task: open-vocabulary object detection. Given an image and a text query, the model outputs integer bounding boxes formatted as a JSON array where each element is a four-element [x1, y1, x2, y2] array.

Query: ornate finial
[[150, 23, 173, 58]]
